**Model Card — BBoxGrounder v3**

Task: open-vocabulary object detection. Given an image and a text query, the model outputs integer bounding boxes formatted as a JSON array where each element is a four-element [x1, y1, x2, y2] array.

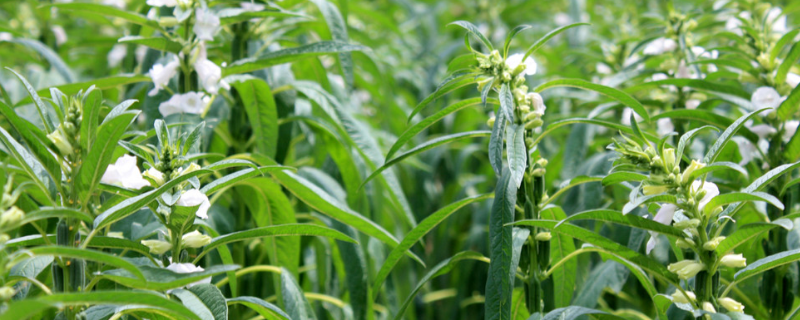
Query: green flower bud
[[159, 17, 179, 27], [702, 302, 716, 313], [182, 230, 212, 248], [532, 168, 546, 177], [0, 206, 24, 227], [676, 238, 695, 249], [525, 119, 543, 129], [487, 116, 496, 128], [703, 236, 725, 251], [720, 253, 747, 268], [0, 286, 15, 300], [534, 232, 552, 241], [141, 240, 172, 255], [47, 125, 74, 156], [671, 290, 696, 304], [719, 298, 744, 312], [674, 219, 700, 229]]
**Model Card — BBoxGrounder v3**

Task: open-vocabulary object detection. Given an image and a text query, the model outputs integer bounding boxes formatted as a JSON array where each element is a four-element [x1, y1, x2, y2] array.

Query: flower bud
[[719, 297, 744, 312], [663, 148, 676, 168], [141, 240, 172, 255], [528, 92, 545, 116], [681, 160, 706, 184], [720, 253, 747, 268], [0, 286, 15, 300], [525, 119, 543, 129], [703, 236, 725, 251], [667, 260, 695, 273], [47, 125, 73, 156], [532, 168, 546, 177], [676, 238, 695, 249], [643, 185, 669, 195], [536, 158, 548, 167], [674, 219, 700, 229], [525, 137, 535, 149], [519, 104, 530, 114], [0, 234, 9, 243], [181, 163, 202, 176], [677, 261, 705, 280], [671, 290, 696, 304], [0, 206, 24, 227], [535, 232, 552, 241], [143, 168, 165, 187], [182, 230, 212, 248], [702, 302, 716, 313], [107, 232, 124, 239]]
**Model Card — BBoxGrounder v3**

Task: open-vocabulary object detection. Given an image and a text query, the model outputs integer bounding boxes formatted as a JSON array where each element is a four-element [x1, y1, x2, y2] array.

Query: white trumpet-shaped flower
[[690, 180, 719, 213], [101, 155, 151, 189], [182, 230, 212, 248], [147, 0, 177, 7], [148, 57, 180, 96], [505, 53, 537, 76], [643, 37, 677, 55], [194, 59, 229, 94], [165, 263, 211, 290], [158, 91, 208, 117], [193, 9, 221, 41], [176, 189, 210, 219]]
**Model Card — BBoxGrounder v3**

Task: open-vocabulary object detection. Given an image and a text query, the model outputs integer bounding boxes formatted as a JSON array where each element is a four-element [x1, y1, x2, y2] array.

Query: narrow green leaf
[[503, 25, 531, 57], [228, 297, 290, 320], [197, 224, 356, 261], [703, 192, 783, 215], [539, 207, 576, 308], [224, 41, 366, 76], [777, 83, 800, 121], [231, 78, 278, 158], [557, 209, 686, 238], [716, 219, 793, 255], [449, 20, 494, 50], [281, 267, 317, 320], [627, 79, 752, 109], [486, 172, 517, 320], [507, 123, 526, 187], [523, 23, 590, 59], [200, 166, 294, 195], [777, 41, 800, 85], [407, 74, 477, 121], [653, 110, 758, 142], [535, 79, 649, 121], [11, 39, 75, 82], [704, 108, 771, 163], [602, 172, 647, 186], [372, 194, 493, 298], [101, 265, 239, 291], [28, 246, 144, 280], [44, 3, 162, 30], [310, 0, 354, 88], [38, 291, 200, 320], [734, 248, 800, 283], [15, 74, 151, 107], [77, 112, 138, 205], [489, 109, 507, 176], [118, 36, 182, 54]]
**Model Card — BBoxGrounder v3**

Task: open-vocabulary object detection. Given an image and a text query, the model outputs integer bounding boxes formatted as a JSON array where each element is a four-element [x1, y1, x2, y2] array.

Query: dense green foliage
[[1, 0, 800, 319]]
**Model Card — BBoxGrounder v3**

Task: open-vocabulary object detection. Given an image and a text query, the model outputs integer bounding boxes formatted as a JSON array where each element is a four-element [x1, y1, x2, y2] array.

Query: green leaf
[[777, 82, 800, 121], [393, 251, 488, 320], [652, 110, 758, 143], [10, 39, 75, 83], [5, 68, 54, 131], [602, 172, 647, 186], [28, 246, 144, 280], [511, 220, 678, 284], [535, 79, 649, 121], [0, 100, 59, 186], [720, 161, 800, 217], [449, 20, 494, 51], [489, 108, 508, 176], [407, 74, 478, 121], [196, 224, 356, 261], [533, 117, 658, 146], [219, 7, 309, 25], [734, 248, 800, 283], [557, 209, 686, 238], [200, 166, 294, 195], [38, 291, 200, 320], [703, 192, 783, 215], [507, 123, 526, 187], [227, 297, 290, 320], [486, 172, 517, 320], [704, 108, 769, 166], [715, 219, 793, 255], [44, 3, 161, 30], [15, 74, 151, 107], [371, 194, 493, 298], [224, 41, 366, 76], [231, 78, 279, 158], [677, 125, 719, 161], [118, 36, 182, 54], [539, 207, 576, 308], [77, 111, 138, 205], [523, 23, 590, 60], [771, 29, 800, 61], [310, 0, 354, 88], [503, 25, 531, 57], [100, 265, 239, 291], [622, 193, 677, 215], [187, 284, 228, 320], [7, 235, 153, 258], [627, 79, 752, 109], [386, 97, 495, 159], [361, 131, 491, 187], [542, 306, 618, 320], [777, 41, 800, 85], [0, 126, 56, 202], [0, 300, 53, 320], [685, 161, 748, 181], [281, 267, 317, 320]]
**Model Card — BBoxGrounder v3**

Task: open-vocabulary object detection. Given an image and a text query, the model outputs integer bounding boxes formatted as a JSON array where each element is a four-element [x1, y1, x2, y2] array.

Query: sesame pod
[[52, 263, 64, 293], [70, 259, 85, 291], [57, 220, 69, 246], [537, 239, 550, 269]]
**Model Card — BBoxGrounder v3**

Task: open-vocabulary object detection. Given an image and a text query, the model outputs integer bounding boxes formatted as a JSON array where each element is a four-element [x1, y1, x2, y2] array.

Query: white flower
[[650, 73, 668, 82], [107, 44, 127, 68], [646, 204, 678, 254], [783, 120, 799, 142], [102, 0, 126, 8], [657, 118, 674, 136], [141, 240, 172, 254], [182, 230, 212, 248], [158, 91, 207, 117], [193, 9, 220, 41], [719, 298, 745, 312], [751, 86, 783, 115], [47, 125, 73, 156], [671, 290, 696, 304], [135, 45, 148, 64], [505, 53, 537, 76], [720, 254, 747, 268], [767, 7, 787, 33], [0, 32, 13, 41], [51, 26, 67, 46], [554, 12, 570, 26], [143, 168, 165, 186], [690, 180, 719, 213], [685, 99, 701, 109], [147, 0, 177, 7], [527, 92, 546, 116], [101, 155, 151, 189], [596, 63, 612, 75], [787, 73, 800, 88], [241, 1, 265, 11], [148, 57, 180, 96], [177, 189, 210, 219], [165, 263, 211, 289], [733, 137, 758, 166], [702, 302, 717, 313], [643, 37, 676, 55], [194, 59, 229, 94], [675, 60, 696, 79], [749, 124, 777, 139]]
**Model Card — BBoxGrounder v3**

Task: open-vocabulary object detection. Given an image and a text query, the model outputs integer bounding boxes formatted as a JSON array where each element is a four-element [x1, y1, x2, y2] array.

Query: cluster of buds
[[47, 94, 83, 162], [154, 143, 188, 183], [476, 50, 512, 84], [0, 175, 24, 233], [609, 134, 654, 169], [140, 230, 211, 256]]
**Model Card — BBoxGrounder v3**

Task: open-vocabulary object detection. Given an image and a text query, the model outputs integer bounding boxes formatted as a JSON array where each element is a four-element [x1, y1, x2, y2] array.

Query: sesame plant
[[1, 0, 800, 320]]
